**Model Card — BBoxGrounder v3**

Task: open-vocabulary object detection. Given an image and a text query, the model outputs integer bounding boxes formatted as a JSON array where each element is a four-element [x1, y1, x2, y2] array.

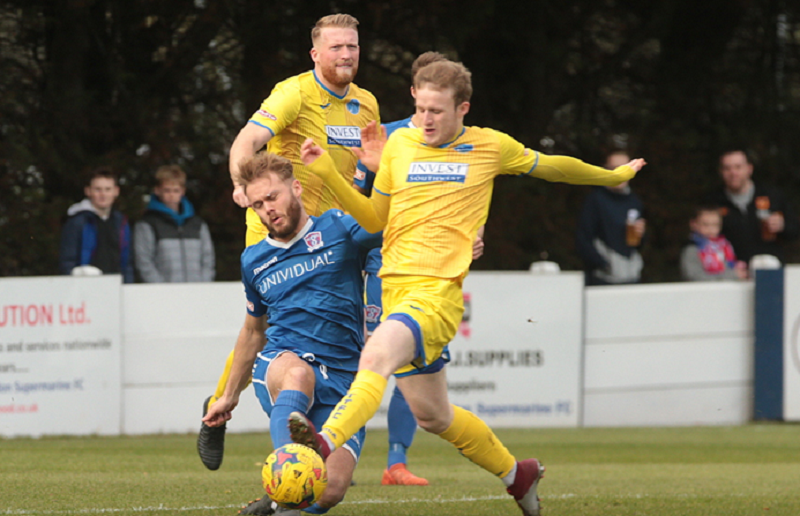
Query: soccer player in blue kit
[[202, 151, 381, 516]]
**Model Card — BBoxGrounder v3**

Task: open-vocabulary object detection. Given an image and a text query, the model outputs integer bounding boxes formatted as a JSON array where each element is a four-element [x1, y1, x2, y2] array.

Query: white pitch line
[[4, 492, 746, 515], [3, 496, 513, 515]]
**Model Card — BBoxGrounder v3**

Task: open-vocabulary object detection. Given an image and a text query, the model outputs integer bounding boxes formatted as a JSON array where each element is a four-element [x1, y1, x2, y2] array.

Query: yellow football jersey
[[306, 124, 636, 279], [372, 127, 534, 278], [373, 126, 636, 279], [249, 70, 380, 216]]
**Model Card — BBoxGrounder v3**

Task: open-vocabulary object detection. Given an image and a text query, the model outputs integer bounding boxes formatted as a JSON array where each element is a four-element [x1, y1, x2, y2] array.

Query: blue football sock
[[387, 385, 417, 467], [270, 389, 310, 448], [302, 503, 329, 514]]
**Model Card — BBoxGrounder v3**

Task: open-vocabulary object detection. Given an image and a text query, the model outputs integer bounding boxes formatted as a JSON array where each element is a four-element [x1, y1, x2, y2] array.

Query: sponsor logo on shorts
[[346, 99, 360, 114], [326, 125, 362, 147], [354, 170, 366, 181], [256, 109, 277, 121], [407, 162, 469, 183], [365, 304, 382, 323], [304, 231, 324, 252], [246, 301, 255, 312]]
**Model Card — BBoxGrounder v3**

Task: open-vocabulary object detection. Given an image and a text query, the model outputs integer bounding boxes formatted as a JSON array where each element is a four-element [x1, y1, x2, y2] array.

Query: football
[[262, 443, 328, 509]]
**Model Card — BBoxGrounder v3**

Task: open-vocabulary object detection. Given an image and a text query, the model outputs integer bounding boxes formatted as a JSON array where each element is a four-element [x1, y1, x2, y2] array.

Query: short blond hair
[[238, 152, 294, 187], [411, 51, 449, 79], [311, 14, 359, 46], [413, 60, 473, 106], [155, 165, 186, 187]]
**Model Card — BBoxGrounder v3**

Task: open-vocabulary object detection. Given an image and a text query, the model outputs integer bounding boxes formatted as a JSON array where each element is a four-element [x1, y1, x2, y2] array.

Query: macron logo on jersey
[[326, 125, 362, 147], [253, 256, 278, 275], [407, 162, 469, 183]]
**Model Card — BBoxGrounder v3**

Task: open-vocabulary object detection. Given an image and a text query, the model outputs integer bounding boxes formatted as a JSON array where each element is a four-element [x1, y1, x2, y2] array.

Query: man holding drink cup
[[707, 149, 799, 265], [576, 150, 646, 285]]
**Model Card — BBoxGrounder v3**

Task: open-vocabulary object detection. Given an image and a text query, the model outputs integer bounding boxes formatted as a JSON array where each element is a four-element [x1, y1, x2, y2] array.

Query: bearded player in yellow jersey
[[294, 60, 646, 516], [197, 13, 379, 477]]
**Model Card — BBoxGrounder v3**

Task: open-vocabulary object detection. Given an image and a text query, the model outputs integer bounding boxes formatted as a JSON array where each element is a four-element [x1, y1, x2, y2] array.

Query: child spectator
[[59, 167, 134, 282], [134, 165, 215, 283], [680, 206, 748, 281]]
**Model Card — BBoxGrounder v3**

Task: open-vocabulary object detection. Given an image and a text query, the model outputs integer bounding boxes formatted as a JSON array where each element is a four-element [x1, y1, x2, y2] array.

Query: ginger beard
[[312, 27, 359, 90], [319, 58, 358, 89]]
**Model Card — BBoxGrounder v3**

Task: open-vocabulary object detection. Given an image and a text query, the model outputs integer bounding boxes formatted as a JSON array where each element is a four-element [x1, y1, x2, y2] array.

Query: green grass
[[2, 424, 800, 515]]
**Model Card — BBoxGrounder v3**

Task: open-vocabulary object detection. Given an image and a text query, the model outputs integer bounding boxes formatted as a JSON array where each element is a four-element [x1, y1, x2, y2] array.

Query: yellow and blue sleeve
[[249, 80, 301, 137]]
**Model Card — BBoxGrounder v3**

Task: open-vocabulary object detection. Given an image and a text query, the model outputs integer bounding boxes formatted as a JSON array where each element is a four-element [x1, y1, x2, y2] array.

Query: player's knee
[[414, 411, 450, 434], [358, 348, 394, 377], [282, 363, 314, 391]]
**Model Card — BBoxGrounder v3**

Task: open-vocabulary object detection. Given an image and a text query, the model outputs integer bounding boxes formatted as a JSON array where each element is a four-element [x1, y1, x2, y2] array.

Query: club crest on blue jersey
[[365, 304, 382, 324], [407, 162, 469, 183], [304, 231, 324, 252], [346, 99, 360, 114], [326, 125, 362, 147]]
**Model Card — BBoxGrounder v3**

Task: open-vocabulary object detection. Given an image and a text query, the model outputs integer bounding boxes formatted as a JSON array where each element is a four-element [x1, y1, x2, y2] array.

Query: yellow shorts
[[381, 275, 464, 376], [245, 208, 268, 247]]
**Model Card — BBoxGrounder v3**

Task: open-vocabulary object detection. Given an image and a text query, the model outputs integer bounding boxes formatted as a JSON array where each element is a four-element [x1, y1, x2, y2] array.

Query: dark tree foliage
[[2, 0, 799, 281]]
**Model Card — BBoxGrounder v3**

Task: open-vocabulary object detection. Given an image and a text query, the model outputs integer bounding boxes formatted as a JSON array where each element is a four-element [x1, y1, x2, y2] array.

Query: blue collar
[[313, 70, 349, 99]]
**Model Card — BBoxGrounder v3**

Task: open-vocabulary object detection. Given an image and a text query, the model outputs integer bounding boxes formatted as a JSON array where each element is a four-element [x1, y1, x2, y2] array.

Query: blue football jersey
[[241, 210, 382, 372], [355, 116, 415, 275]]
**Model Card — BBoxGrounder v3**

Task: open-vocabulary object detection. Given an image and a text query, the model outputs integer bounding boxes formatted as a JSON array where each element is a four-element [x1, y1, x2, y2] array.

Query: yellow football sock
[[322, 370, 387, 448], [438, 405, 516, 477], [212, 349, 252, 402]]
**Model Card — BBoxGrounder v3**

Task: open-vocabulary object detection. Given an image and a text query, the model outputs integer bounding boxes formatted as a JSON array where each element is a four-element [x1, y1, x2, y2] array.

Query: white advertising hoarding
[[0, 276, 122, 437], [368, 272, 583, 429], [784, 266, 800, 421]]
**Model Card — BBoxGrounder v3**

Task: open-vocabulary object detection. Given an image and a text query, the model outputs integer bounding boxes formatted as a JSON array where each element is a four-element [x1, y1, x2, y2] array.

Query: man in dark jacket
[[59, 167, 134, 283], [706, 149, 799, 264], [576, 151, 646, 285], [134, 165, 215, 283]]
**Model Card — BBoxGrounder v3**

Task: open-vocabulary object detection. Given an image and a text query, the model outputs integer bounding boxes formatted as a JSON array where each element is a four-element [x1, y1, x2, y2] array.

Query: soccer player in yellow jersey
[[198, 13, 379, 480], [293, 60, 646, 516], [229, 14, 379, 245]]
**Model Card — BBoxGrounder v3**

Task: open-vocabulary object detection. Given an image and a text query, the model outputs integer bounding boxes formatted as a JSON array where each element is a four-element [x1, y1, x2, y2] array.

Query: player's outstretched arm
[[532, 154, 646, 186], [300, 138, 387, 232], [202, 314, 266, 427]]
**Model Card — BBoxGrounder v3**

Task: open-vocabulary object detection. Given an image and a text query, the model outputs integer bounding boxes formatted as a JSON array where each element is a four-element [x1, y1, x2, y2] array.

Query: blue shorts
[[252, 349, 366, 461], [364, 272, 383, 334]]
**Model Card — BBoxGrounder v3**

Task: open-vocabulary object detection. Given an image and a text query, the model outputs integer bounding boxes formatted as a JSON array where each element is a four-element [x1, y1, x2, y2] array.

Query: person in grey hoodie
[[134, 165, 215, 283]]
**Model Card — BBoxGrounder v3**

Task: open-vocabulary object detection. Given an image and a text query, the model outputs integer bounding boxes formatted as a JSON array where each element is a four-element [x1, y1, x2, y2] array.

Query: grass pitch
[[2, 424, 799, 515]]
